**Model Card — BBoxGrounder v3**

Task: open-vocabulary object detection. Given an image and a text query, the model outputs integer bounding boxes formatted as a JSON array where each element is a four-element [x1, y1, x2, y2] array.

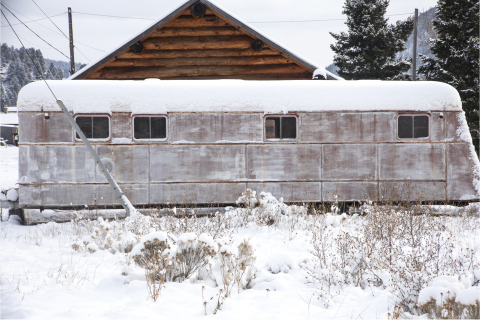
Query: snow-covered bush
[[130, 231, 170, 269], [307, 204, 480, 314], [170, 233, 218, 282], [267, 253, 294, 274], [418, 276, 480, 319], [236, 188, 258, 208]]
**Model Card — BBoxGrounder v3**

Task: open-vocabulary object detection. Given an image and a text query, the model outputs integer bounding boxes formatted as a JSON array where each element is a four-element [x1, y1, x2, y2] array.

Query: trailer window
[[75, 116, 109, 139], [134, 116, 166, 139], [398, 115, 429, 138], [265, 116, 297, 139]]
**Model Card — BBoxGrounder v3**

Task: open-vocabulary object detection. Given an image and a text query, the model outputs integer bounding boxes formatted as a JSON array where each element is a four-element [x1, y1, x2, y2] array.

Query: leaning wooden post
[[68, 8, 75, 76], [56, 99, 136, 217]]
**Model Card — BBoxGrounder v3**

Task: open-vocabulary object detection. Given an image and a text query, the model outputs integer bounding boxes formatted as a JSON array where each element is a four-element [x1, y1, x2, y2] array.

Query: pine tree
[[0, 85, 7, 112], [330, 0, 413, 80], [419, 0, 479, 155]]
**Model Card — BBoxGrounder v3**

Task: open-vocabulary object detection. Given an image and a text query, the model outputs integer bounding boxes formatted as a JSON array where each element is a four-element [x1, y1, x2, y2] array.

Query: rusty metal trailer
[[15, 80, 480, 210]]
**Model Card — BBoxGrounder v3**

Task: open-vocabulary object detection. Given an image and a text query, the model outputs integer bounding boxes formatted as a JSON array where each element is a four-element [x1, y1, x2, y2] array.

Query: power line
[[1, 4, 69, 59], [2, 3, 103, 57], [29, 0, 91, 62], [248, 12, 414, 23], [72, 9, 413, 23], [0, 12, 65, 27], [1, 9, 58, 99], [73, 11, 155, 20]]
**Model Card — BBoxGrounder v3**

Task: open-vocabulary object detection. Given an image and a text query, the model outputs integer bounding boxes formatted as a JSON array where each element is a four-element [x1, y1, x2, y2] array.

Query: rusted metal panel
[[150, 145, 246, 182], [299, 113, 376, 143], [150, 183, 246, 204], [19, 184, 96, 206], [447, 143, 478, 200], [379, 181, 446, 201], [323, 144, 377, 180], [170, 113, 263, 143], [247, 182, 321, 202], [73, 146, 97, 183], [95, 145, 149, 183], [111, 113, 132, 140], [323, 182, 378, 201], [374, 113, 396, 142], [18, 113, 46, 143], [18, 145, 43, 183], [247, 144, 321, 180], [96, 184, 149, 206], [446, 111, 460, 141], [18, 185, 41, 207], [379, 144, 446, 180], [45, 112, 73, 143], [430, 112, 446, 142]]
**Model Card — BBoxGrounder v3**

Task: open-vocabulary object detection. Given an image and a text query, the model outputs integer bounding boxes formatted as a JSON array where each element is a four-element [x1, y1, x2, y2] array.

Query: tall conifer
[[330, 0, 413, 80], [419, 0, 479, 154]]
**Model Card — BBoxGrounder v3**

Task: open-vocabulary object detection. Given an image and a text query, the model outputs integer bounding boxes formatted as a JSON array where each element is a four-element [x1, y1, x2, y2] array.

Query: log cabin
[[69, 0, 339, 81]]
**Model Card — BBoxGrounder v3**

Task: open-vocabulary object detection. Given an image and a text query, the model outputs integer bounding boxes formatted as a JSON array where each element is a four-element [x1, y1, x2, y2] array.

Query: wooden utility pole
[[412, 8, 418, 81], [68, 7, 75, 75]]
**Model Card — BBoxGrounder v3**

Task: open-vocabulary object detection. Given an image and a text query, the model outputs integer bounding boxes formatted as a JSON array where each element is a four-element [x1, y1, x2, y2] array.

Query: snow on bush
[[266, 253, 294, 274], [236, 188, 258, 208], [6, 189, 18, 201]]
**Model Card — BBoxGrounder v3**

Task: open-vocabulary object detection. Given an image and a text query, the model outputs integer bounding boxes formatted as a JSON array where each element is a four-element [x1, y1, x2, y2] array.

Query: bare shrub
[[145, 251, 168, 302], [170, 233, 218, 282], [419, 297, 480, 319]]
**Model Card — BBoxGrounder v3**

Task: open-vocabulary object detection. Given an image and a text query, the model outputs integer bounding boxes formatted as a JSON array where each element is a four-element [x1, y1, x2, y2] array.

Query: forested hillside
[[0, 44, 78, 111]]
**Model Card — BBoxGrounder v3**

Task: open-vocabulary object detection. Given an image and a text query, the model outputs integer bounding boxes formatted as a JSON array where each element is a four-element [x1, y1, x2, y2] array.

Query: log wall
[[84, 8, 313, 80]]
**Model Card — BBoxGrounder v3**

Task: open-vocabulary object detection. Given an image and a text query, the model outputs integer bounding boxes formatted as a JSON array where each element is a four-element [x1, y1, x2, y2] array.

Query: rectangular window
[[398, 115, 429, 139], [75, 116, 110, 139], [134, 116, 167, 140], [265, 116, 297, 139]]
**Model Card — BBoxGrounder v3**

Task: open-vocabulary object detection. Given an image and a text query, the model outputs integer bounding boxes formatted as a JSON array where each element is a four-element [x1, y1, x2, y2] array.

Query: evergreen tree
[[0, 84, 7, 112], [419, 0, 479, 155], [330, 0, 413, 80]]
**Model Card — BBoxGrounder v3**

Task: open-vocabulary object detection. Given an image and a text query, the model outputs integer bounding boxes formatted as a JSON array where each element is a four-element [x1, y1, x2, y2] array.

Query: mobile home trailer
[[16, 80, 480, 209]]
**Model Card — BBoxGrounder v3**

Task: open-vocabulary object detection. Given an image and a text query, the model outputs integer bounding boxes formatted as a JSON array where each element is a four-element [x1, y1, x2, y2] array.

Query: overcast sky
[[1, 0, 438, 67]]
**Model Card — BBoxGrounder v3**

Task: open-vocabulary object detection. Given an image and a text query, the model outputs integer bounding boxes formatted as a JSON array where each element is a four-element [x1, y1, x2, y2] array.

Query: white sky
[[1, 0, 438, 67]]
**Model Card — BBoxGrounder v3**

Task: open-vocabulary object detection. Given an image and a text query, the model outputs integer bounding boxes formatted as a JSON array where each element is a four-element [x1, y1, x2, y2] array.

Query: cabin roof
[[18, 80, 462, 114], [69, 0, 341, 81]]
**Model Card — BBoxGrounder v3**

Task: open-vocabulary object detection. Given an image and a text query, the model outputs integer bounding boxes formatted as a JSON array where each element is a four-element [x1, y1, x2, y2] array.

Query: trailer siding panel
[[379, 144, 446, 180], [323, 144, 377, 180], [246, 144, 321, 181], [150, 183, 246, 203], [447, 143, 478, 200], [96, 145, 149, 183], [170, 113, 263, 143], [323, 182, 378, 201], [150, 145, 246, 182]]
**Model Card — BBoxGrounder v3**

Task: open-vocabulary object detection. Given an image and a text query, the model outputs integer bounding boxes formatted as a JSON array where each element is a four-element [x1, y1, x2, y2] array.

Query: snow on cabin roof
[[69, 0, 340, 81], [0, 113, 18, 125], [18, 80, 462, 114]]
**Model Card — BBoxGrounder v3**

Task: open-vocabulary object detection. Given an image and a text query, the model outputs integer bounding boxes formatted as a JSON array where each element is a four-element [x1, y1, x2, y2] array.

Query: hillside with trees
[[0, 44, 84, 111]]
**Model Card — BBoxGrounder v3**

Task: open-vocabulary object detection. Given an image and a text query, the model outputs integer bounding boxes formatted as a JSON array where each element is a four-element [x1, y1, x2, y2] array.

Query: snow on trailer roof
[[17, 80, 462, 114]]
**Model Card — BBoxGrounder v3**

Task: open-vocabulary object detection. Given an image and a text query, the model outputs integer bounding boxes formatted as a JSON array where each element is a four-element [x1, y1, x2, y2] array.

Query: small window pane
[[281, 117, 296, 139], [134, 117, 150, 139], [265, 117, 280, 139], [76, 117, 92, 139], [93, 117, 110, 139], [398, 116, 413, 138], [414, 116, 429, 138], [151, 117, 167, 139]]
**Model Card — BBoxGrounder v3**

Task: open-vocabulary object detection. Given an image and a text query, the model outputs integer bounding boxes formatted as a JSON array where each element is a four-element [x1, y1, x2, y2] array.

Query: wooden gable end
[[83, 4, 314, 80]]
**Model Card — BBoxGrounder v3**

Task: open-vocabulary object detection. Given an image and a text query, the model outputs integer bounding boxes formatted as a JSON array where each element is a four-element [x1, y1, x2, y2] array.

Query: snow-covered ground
[[1, 145, 479, 319], [0, 146, 18, 192]]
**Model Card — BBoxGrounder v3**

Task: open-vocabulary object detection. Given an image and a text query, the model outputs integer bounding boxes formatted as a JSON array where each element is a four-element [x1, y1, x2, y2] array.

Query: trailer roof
[[18, 80, 462, 114]]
